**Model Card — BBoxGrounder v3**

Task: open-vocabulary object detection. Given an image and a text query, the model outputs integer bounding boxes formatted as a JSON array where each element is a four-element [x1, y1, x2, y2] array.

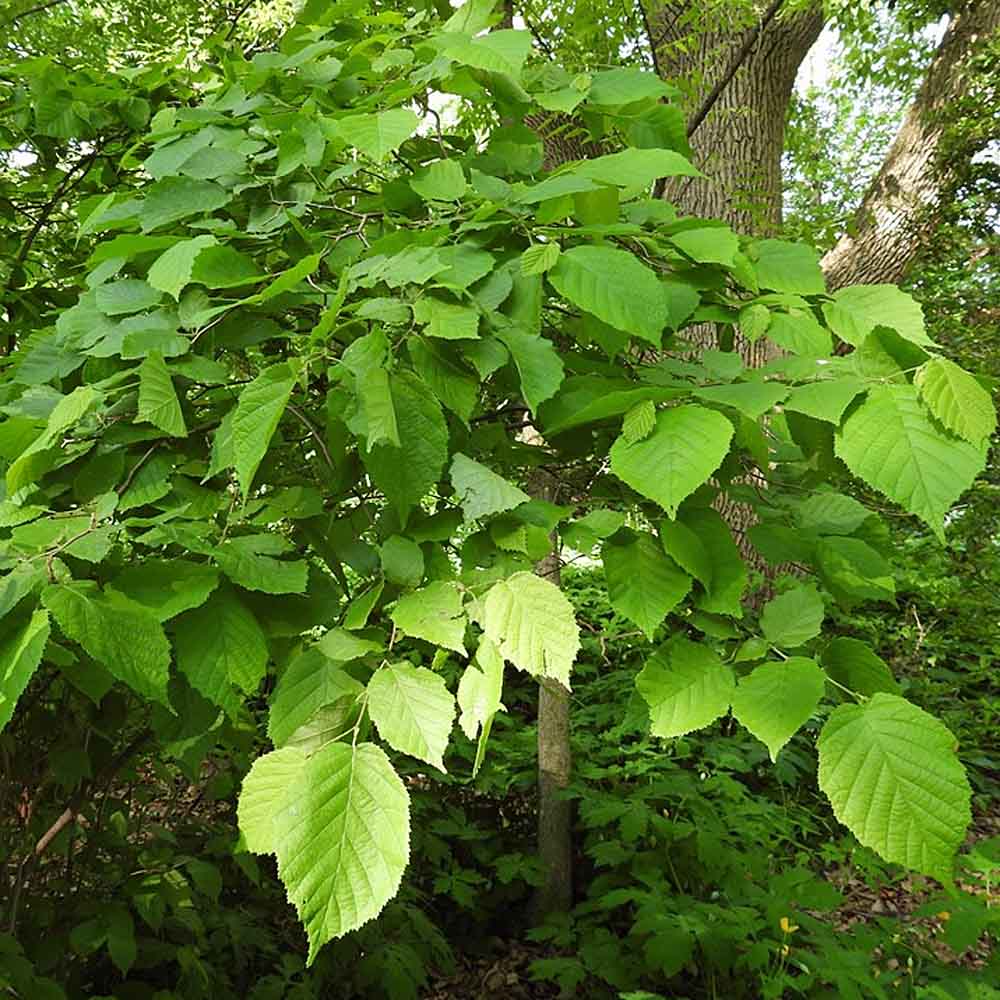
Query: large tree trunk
[[821, 0, 1000, 289]]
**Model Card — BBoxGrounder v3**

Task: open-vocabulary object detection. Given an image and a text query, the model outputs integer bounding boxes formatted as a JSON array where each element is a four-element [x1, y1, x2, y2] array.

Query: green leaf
[[357, 367, 399, 449], [603, 531, 690, 640], [670, 227, 739, 266], [495, 327, 565, 414], [659, 519, 712, 587], [751, 240, 825, 295], [380, 535, 424, 587], [250, 253, 323, 304], [215, 536, 308, 595], [759, 583, 824, 648], [269, 648, 365, 748], [407, 340, 478, 423], [914, 357, 997, 445], [817, 693, 971, 881], [621, 399, 656, 443], [95, 279, 163, 316], [137, 351, 186, 437], [766, 310, 832, 357], [731, 657, 826, 761], [548, 246, 667, 346], [441, 29, 532, 78], [816, 536, 896, 605], [42, 582, 170, 706], [587, 67, 673, 105], [693, 382, 788, 419], [835, 385, 987, 540], [572, 147, 700, 188], [409, 159, 467, 201], [272, 742, 409, 959], [233, 364, 296, 495], [682, 508, 747, 616], [146, 235, 217, 300], [610, 406, 733, 518], [174, 587, 268, 708], [520, 242, 561, 276], [0, 609, 50, 732], [391, 581, 467, 655], [783, 378, 865, 423], [109, 559, 219, 621], [637, 636, 735, 738], [238, 746, 307, 853], [367, 662, 455, 772], [821, 638, 900, 697], [412, 297, 480, 339], [823, 285, 933, 348], [450, 453, 529, 522], [457, 636, 504, 775], [797, 492, 871, 535], [140, 177, 232, 232], [336, 109, 420, 160], [317, 629, 383, 663], [473, 572, 580, 688], [363, 372, 449, 523]]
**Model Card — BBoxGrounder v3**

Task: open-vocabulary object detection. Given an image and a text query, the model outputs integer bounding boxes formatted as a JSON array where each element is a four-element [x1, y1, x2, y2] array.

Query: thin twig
[[286, 403, 336, 473]]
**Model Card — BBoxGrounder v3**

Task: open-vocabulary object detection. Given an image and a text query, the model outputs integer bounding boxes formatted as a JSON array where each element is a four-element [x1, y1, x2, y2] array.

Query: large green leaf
[[214, 535, 308, 594], [0, 609, 50, 732], [818, 694, 971, 881], [238, 746, 306, 853], [823, 284, 932, 348], [820, 637, 900, 697], [450, 453, 529, 522], [783, 378, 865, 424], [472, 572, 580, 688], [495, 327, 565, 413], [109, 559, 219, 621], [232, 363, 296, 495], [636, 636, 734, 738], [610, 406, 733, 518], [759, 583, 824, 649], [548, 246, 667, 346], [731, 657, 826, 761], [682, 508, 748, 617], [269, 648, 365, 748], [137, 351, 186, 437], [835, 385, 986, 540], [367, 662, 455, 772], [390, 581, 467, 655], [42, 582, 171, 706], [751, 240, 825, 295], [457, 636, 505, 776], [914, 357, 997, 445], [272, 742, 409, 959], [333, 109, 420, 160], [603, 531, 690, 640], [146, 235, 217, 300]]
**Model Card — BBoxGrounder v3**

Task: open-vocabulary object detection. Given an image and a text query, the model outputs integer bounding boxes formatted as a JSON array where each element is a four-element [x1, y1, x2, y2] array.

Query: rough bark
[[822, 0, 1000, 289]]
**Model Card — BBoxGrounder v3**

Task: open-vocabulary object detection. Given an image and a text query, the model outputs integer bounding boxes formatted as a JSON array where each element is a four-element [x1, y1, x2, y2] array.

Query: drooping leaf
[[731, 657, 826, 761], [548, 246, 667, 346], [137, 351, 186, 437], [637, 636, 734, 739], [0, 609, 50, 732], [783, 378, 865, 424], [820, 637, 900, 697], [603, 531, 691, 640], [42, 582, 171, 706], [214, 535, 308, 594], [232, 363, 296, 495], [367, 662, 455, 772], [450, 453, 529, 522], [457, 636, 505, 775], [610, 406, 733, 518], [472, 573, 580, 688], [682, 508, 748, 616], [495, 327, 565, 413], [818, 694, 971, 881], [835, 385, 986, 540]]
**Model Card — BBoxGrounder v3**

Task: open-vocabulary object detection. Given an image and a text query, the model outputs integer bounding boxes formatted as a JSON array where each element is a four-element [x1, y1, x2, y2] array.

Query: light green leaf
[[816, 536, 896, 604], [659, 519, 712, 587], [637, 636, 735, 738], [95, 278, 163, 316], [693, 382, 788, 419], [797, 492, 871, 535], [495, 327, 565, 414], [391, 581, 467, 654], [137, 351, 186, 437], [572, 147, 700, 188], [783, 378, 865, 423], [823, 284, 933, 348], [457, 636, 505, 775], [442, 29, 532, 78], [751, 240, 825, 295], [272, 742, 409, 959], [760, 583, 824, 648], [820, 637, 900, 697], [336, 109, 420, 160], [603, 531, 690, 640], [587, 67, 673, 105], [269, 648, 365, 748], [621, 399, 656, 443], [362, 372, 448, 523], [317, 629, 383, 663], [731, 657, 826, 761], [670, 227, 739, 266], [0, 609, 50, 732], [549, 246, 667, 346], [914, 357, 996, 445], [233, 363, 296, 495], [140, 177, 232, 232], [249, 253, 323, 304], [835, 385, 987, 540], [409, 159, 467, 201], [472, 572, 580, 688], [146, 235, 217, 300], [817, 693, 971, 881], [174, 586, 268, 707], [412, 297, 480, 339], [450, 453, 529, 522], [238, 746, 307, 853], [610, 405, 733, 518], [357, 367, 399, 449], [380, 535, 424, 587], [520, 242, 561, 276], [367, 662, 455, 772], [766, 310, 832, 357], [109, 559, 219, 621], [42, 582, 170, 706]]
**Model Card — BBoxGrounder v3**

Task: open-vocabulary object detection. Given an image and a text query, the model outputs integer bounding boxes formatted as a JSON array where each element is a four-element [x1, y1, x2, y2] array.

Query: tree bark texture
[[821, 0, 1000, 289]]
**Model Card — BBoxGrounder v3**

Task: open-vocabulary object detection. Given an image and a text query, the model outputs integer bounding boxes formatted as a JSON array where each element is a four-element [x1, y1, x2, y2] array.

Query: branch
[[4, 0, 69, 28]]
